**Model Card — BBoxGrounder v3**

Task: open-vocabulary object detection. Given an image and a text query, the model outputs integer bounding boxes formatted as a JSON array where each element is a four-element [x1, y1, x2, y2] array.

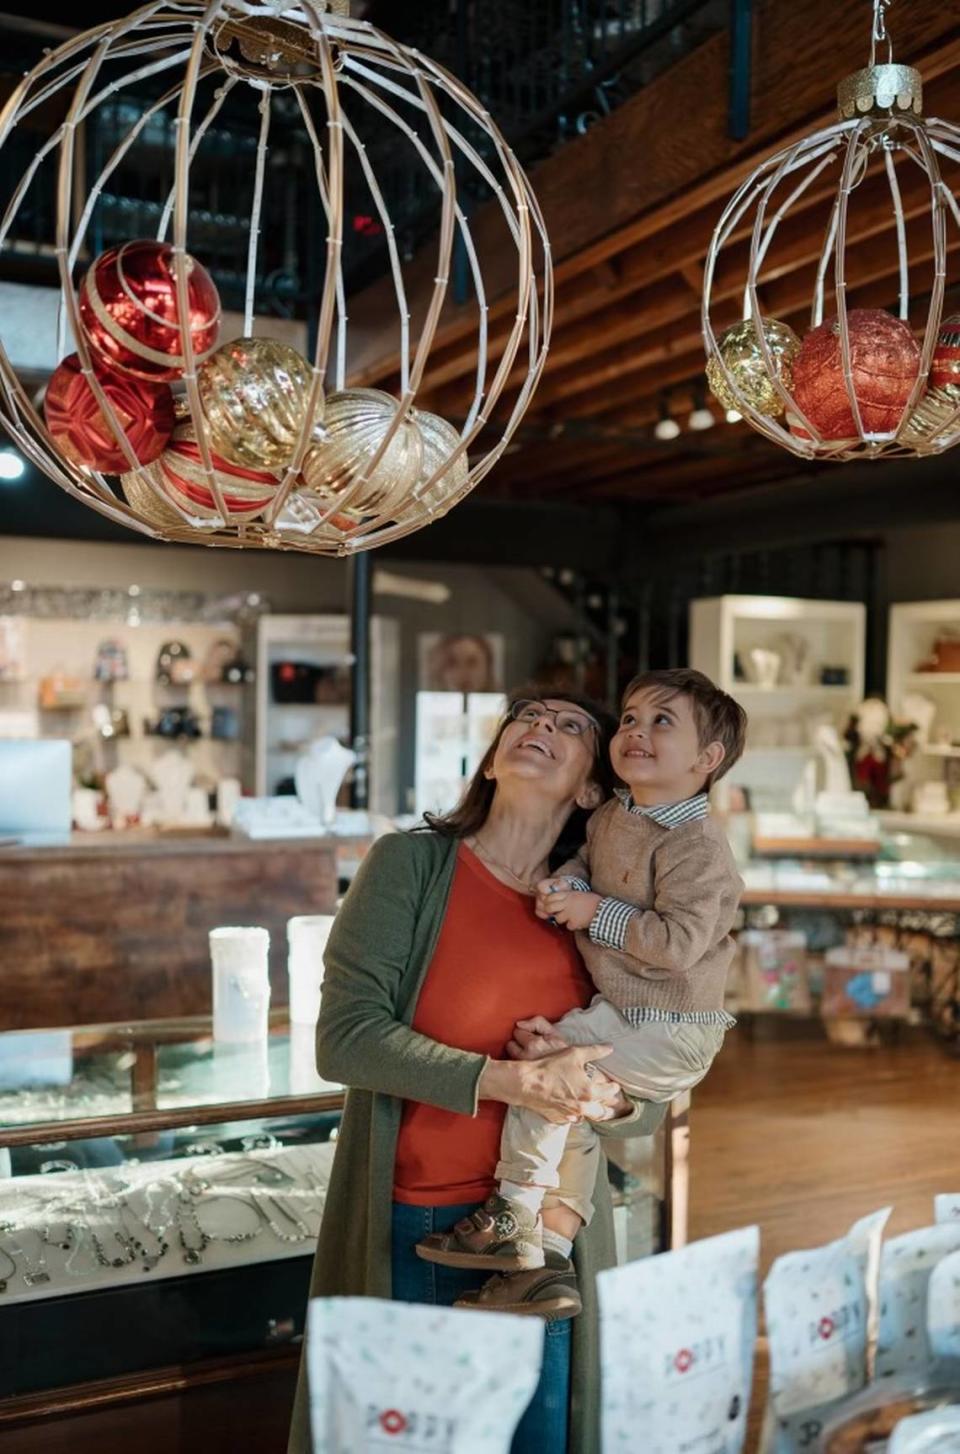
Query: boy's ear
[[698, 740, 726, 778], [576, 780, 605, 811]]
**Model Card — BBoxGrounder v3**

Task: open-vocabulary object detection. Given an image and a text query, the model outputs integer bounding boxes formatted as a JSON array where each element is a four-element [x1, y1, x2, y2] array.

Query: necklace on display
[[469, 835, 546, 895]]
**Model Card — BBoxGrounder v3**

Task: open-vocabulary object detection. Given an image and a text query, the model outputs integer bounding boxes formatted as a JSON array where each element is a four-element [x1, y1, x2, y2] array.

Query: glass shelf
[[0, 1014, 343, 1147]]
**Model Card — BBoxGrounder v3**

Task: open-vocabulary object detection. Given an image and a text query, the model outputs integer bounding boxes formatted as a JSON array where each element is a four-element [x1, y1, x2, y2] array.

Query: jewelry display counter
[[735, 830, 960, 1046], [0, 1016, 685, 1454]]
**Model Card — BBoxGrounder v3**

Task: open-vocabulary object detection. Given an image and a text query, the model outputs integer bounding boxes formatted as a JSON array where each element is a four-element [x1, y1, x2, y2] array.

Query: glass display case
[[0, 1015, 685, 1453]]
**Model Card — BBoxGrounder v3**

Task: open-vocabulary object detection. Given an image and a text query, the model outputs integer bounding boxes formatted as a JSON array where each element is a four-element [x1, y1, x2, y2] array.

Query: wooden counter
[[0, 835, 339, 1030]]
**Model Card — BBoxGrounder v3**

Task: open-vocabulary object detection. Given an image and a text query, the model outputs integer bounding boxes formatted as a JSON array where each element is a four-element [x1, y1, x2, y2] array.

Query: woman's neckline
[[458, 840, 538, 903]]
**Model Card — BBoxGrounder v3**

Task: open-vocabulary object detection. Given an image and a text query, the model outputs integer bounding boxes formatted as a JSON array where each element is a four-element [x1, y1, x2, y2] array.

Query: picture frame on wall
[[418, 632, 504, 694]]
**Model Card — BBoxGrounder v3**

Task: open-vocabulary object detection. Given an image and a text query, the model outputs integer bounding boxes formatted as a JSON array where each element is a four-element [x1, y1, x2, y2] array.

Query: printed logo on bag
[[794, 1417, 823, 1448], [807, 1301, 860, 1349], [663, 1334, 727, 1379], [367, 1406, 457, 1446]]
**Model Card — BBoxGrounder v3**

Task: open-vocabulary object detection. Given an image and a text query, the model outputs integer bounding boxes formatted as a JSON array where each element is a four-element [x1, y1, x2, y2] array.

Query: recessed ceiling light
[[0, 450, 25, 481]]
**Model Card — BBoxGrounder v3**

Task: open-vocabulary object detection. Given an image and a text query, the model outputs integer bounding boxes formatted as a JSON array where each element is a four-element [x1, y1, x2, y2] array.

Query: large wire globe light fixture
[[0, 1, 551, 555], [702, 0, 960, 462]]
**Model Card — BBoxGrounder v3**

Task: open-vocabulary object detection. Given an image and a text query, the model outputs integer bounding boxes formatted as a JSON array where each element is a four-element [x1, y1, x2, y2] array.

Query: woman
[[287, 690, 666, 1453]]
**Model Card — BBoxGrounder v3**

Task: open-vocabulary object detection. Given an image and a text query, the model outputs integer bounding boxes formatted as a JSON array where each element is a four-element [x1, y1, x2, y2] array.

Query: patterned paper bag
[[307, 1297, 543, 1454], [598, 1225, 759, 1454]]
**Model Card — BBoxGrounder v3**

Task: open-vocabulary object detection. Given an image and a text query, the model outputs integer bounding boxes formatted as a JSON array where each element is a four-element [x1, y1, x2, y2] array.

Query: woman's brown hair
[[421, 686, 617, 869]]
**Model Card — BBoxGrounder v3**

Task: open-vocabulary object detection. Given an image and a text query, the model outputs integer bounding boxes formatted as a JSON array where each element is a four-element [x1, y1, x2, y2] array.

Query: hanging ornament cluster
[[702, 0, 960, 461], [1, 1, 551, 555]]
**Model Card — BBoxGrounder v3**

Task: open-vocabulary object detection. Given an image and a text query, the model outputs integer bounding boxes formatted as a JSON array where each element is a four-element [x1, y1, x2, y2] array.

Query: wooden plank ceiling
[[345, 0, 960, 511]]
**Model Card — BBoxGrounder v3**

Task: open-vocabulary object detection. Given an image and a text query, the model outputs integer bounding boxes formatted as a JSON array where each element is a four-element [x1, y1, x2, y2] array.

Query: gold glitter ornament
[[300, 388, 424, 517], [706, 318, 801, 419], [198, 336, 324, 471]]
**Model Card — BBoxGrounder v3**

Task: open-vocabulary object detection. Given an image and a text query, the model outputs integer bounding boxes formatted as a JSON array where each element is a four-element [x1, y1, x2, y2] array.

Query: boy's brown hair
[[620, 668, 748, 787]]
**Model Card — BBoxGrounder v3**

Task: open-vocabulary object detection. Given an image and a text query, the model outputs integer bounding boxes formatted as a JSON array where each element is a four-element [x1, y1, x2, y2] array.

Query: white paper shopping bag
[[598, 1226, 759, 1454], [307, 1297, 543, 1454]]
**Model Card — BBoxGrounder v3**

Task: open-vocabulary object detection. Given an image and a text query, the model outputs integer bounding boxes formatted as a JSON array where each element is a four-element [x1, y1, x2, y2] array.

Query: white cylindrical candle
[[287, 914, 335, 1027], [210, 926, 271, 1043]]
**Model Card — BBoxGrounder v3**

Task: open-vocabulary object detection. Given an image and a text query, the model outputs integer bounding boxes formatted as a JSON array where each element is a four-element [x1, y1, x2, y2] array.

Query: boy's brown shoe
[[414, 1193, 544, 1271], [454, 1255, 582, 1321]]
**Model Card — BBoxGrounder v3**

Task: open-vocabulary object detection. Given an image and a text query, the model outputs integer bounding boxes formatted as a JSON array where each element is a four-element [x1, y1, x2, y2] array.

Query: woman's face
[[486, 698, 602, 810]]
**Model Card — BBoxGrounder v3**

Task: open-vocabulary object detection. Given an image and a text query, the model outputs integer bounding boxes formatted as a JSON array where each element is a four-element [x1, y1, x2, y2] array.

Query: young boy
[[416, 669, 747, 1317]]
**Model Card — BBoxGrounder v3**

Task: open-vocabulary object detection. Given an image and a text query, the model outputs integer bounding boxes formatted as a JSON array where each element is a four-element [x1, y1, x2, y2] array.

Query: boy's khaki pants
[[495, 995, 726, 1224]]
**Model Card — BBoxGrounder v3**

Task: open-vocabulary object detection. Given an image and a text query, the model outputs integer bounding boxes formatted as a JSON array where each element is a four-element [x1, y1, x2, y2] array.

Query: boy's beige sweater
[[562, 796, 743, 1014]]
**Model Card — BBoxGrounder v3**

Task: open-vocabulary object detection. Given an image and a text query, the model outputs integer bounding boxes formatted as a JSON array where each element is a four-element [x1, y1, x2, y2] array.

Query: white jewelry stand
[[105, 764, 147, 829], [295, 737, 357, 828]]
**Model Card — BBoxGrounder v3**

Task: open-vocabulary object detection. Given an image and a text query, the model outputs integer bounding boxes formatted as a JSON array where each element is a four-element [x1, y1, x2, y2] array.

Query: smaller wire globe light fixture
[[0, 1, 551, 555], [702, 0, 960, 462]]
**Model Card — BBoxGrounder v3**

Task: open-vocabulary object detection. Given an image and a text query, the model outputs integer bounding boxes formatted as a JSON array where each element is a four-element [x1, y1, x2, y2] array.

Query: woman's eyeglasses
[[508, 699, 599, 738]]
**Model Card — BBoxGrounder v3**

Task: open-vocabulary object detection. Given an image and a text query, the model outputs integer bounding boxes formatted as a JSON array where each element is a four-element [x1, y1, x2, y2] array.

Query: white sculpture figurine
[[295, 736, 357, 827], [105, 763, 147, 829]]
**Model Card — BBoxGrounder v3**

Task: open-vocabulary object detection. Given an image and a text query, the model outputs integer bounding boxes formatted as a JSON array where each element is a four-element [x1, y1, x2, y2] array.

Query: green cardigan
[[286, 830, 666, 1454]]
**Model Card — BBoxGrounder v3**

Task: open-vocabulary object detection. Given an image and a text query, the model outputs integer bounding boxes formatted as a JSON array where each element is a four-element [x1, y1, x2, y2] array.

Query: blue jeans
[[391, 1201, 571, 1454]]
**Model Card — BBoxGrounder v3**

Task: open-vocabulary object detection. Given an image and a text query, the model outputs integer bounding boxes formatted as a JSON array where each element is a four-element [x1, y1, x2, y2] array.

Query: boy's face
[[610, 687, 722, 802]]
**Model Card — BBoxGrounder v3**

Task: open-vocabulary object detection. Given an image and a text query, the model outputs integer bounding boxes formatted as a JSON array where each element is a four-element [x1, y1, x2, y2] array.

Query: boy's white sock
[[500, 1181, 546, 1219], [542, 1229, 573, 1260]]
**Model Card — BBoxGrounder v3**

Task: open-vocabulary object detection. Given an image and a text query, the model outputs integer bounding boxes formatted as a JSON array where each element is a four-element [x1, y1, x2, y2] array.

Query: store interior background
[[1, 0, 960, 1447]]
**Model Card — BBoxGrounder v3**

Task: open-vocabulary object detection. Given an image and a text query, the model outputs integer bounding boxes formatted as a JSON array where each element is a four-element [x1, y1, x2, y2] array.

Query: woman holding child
[[289, 670, 746, 1454]]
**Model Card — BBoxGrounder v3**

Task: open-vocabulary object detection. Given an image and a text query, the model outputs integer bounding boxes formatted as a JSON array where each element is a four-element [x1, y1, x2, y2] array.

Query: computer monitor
[[0, 739, 72, 845]]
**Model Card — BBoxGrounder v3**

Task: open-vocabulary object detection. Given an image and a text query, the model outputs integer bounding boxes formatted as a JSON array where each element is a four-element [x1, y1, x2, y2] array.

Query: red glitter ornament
[[791, 309, 921, 440], [152, 423, 279, 518], [930, 314, 960, 392], [43, 353, 175, 472], [78, 240, 220, 382]]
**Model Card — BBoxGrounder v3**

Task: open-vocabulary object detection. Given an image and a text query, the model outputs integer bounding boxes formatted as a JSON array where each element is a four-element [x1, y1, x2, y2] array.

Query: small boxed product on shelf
[[736, 929, 811, 1013], [821, 944, 911, 1020]]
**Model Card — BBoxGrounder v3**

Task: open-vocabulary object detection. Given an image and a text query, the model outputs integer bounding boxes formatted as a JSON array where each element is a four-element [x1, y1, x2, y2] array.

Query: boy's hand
[[537, 888, 601, 931], [534, 875, 574, 920], [506, 1015, 569, 1060]]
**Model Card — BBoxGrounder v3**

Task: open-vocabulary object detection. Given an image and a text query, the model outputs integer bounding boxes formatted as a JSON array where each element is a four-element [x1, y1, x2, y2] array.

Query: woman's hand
[[478, 1043, 615, 1124]]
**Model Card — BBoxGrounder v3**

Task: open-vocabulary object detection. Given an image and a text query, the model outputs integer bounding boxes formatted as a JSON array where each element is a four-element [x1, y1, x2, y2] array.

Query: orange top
[[393, 842, 594, 1207]]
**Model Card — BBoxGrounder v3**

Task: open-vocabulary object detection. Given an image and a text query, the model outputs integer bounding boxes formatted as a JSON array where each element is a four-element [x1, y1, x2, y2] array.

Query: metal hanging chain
[[870, 0, 894, 65]]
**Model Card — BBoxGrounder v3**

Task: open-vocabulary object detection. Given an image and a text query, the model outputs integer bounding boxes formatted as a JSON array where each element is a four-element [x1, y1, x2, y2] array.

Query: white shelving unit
[[254, 614, 399, 814], [690, 595, 866, 806], [887, 600, 960, 816]]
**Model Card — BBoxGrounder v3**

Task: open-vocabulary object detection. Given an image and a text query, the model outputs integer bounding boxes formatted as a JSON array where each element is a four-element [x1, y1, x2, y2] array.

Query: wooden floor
[[688, 1021, 959, 1449]]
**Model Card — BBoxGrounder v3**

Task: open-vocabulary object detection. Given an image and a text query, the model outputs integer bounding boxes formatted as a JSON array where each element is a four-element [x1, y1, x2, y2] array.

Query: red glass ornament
[[156, 423, 279, 517], [43, 353, 175, 472], [791, 308, 921, 440], [78, 240, 220, 382], [930, 314, 960, 392]]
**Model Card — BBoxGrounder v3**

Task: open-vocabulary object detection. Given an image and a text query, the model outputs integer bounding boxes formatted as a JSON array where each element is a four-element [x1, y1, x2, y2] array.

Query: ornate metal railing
[[0, 0, 719, 310]]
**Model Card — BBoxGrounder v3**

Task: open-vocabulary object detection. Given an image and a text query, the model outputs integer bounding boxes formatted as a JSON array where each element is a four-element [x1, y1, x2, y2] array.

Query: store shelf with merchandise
[[689, 595, 866, 774], [0, 1012, 686, 1450]]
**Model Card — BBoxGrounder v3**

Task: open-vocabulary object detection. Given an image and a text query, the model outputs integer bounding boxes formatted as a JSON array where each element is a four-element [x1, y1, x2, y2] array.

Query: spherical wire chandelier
[[0, 0, 552, 554], [703, 0, 960, 462]]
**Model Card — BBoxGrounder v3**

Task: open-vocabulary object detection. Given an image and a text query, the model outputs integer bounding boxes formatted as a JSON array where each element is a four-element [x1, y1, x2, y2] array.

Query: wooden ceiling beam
[[344, 19, 960, 390], [539, 223, 959, 421]]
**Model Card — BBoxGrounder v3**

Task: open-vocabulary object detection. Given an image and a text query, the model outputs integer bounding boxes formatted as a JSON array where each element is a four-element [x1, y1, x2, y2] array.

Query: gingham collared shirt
[[568, 790, 710, 952]]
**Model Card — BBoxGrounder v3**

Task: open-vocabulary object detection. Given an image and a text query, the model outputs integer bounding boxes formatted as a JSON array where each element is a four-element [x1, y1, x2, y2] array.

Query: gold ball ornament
[[121, 465, 186, 530], [706, 317, 802, 419], [899, 314, 960, 450], [197, 336, 323, 471], [404, 410, 469, 516], [128, 421, 283, 523], [300, 388, 424, 518]]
